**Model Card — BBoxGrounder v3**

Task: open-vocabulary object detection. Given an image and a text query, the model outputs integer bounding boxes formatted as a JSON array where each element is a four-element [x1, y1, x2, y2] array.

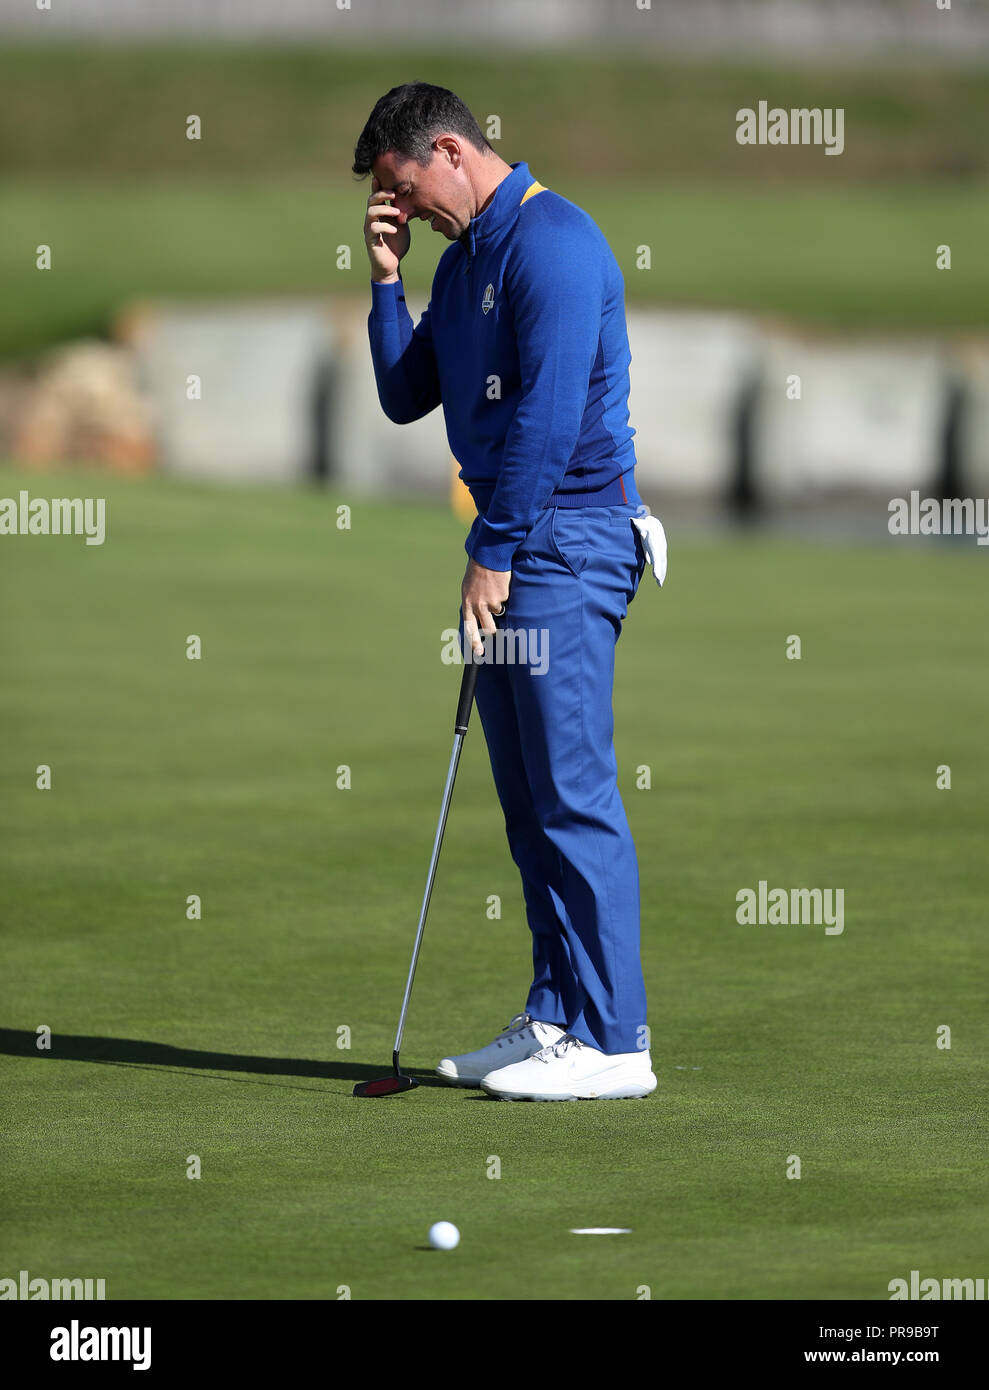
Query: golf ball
[[428, 1221, 460, 1251]]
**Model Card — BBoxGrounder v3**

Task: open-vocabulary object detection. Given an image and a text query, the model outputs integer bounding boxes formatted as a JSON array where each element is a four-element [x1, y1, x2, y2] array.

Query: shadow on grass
[[0, 1028, 437, 1087]]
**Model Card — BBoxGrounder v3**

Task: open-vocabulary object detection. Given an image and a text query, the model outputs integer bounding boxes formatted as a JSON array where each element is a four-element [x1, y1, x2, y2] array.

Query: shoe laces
[[495, 1012, 532, 1050], [536, 1034, 583, 1063]]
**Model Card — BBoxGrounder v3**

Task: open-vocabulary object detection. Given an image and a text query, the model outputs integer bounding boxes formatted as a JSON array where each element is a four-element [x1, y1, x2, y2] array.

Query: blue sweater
[[367, 160, 641, 572]]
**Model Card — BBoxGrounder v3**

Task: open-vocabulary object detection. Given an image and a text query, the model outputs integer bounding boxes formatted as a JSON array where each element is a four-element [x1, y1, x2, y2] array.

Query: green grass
[[2, 176, 987, 360], [2, 45, 988, 183], [1, 466, 987, 1300], [2, 44, 988, 356]]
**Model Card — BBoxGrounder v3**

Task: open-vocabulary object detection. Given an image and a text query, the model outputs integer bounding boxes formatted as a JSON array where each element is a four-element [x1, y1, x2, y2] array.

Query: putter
[[353, 640, 484, 1097]]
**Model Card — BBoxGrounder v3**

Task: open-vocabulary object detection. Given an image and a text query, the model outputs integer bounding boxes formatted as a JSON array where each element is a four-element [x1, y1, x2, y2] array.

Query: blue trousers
[[461, 500, 648, 1054]]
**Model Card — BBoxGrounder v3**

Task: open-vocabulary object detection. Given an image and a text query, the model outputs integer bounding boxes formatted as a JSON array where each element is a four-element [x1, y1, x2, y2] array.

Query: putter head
[[353, 1074, 419, 1099]]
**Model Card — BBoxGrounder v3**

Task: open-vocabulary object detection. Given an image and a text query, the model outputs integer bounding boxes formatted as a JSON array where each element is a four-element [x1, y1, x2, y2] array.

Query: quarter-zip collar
[[459, 161, 535, 266]]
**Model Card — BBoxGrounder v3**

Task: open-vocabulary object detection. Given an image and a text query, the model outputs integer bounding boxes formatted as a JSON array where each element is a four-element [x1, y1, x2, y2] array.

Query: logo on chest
[[481, 283, 495, 315]]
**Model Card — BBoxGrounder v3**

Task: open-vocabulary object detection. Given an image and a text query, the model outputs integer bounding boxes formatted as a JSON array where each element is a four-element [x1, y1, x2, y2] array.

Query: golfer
[[355, 82, 660, 1100]]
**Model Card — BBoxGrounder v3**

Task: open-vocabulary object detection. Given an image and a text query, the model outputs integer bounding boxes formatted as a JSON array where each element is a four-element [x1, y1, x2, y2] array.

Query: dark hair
[[352, 81, 492, 177]]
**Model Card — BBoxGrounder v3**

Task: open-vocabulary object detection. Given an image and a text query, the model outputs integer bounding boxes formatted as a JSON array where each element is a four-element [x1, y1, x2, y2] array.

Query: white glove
[[630, 512, 668, 588]]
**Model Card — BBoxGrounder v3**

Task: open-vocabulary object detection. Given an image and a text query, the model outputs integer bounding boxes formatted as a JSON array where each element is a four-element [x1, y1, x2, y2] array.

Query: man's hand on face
[[364, 176, 411, 283], [462, 558, 511, 658]]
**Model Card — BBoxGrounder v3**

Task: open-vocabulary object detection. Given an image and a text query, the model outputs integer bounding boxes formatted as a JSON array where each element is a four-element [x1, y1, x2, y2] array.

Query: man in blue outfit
[[354, 82, 659, 1100]]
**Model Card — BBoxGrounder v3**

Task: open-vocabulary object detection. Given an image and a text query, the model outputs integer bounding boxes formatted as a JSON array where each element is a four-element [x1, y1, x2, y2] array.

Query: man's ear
[[434, 135, 462, 169]]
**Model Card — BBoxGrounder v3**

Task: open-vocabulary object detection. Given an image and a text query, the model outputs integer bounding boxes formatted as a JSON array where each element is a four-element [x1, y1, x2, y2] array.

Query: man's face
[[371, 146, 471, 240]]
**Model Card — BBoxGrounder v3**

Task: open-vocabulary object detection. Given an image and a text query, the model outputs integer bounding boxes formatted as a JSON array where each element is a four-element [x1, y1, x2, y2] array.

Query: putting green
[[1, 468, 986, 1300]]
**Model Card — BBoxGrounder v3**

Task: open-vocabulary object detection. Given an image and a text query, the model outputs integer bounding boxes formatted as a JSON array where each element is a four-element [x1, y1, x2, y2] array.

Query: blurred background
[[1, 0, 987, 533]]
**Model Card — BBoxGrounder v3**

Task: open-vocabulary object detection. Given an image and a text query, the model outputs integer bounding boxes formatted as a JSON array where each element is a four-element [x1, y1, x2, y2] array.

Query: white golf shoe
[[480, 1034, 658, 1101], [436, 1012, 566, 1088]]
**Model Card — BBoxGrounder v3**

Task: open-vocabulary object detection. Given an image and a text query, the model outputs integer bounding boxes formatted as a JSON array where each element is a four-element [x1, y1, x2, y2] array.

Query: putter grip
[[455, 658, 480, 735]]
